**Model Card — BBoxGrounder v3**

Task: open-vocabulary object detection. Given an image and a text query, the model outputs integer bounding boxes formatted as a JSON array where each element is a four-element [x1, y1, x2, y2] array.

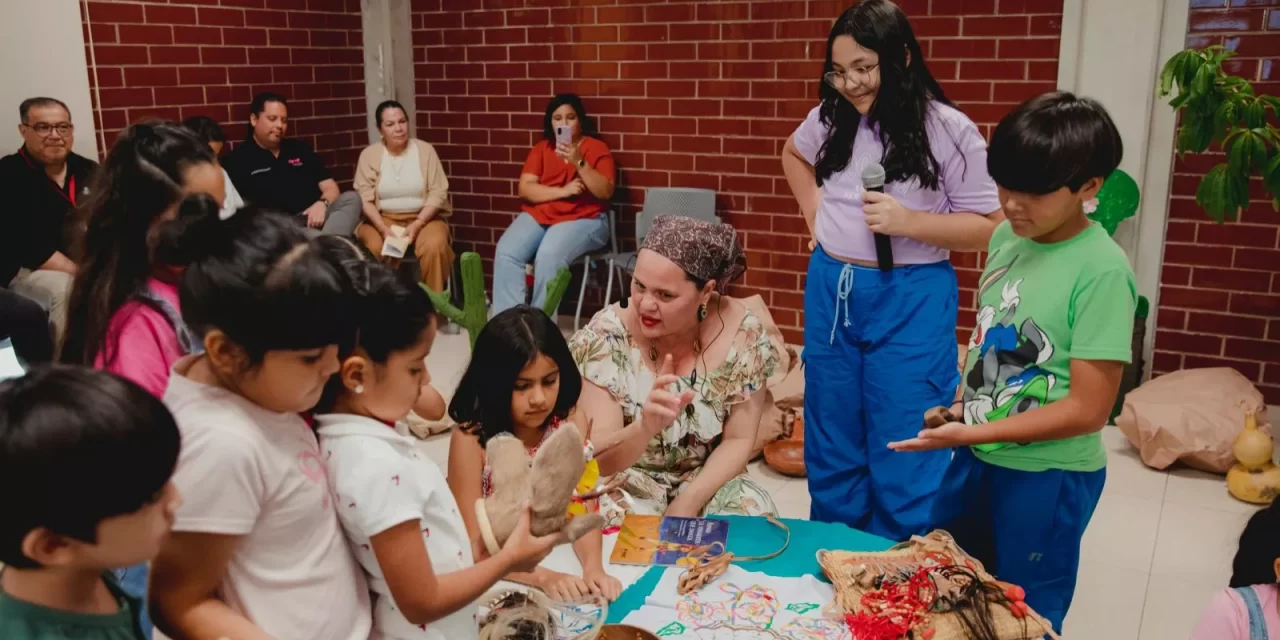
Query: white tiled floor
[[421, 329, 1260, 640]]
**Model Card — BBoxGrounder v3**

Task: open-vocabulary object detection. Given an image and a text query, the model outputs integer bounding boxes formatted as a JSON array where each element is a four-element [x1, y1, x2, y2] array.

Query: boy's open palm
[[888, 422, 971, 452], [501, 505, 567, 573], [642, 355, 695, 437]]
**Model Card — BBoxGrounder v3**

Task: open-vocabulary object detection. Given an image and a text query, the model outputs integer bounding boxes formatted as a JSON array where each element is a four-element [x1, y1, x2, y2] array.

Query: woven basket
[[818, 531, 1058, 640]]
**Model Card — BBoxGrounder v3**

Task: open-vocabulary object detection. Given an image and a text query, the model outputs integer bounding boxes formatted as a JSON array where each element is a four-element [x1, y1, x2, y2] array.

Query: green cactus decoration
[[541, 266, 572, 318], [421, 251, 574, 350], [422, 252, 488, 349]]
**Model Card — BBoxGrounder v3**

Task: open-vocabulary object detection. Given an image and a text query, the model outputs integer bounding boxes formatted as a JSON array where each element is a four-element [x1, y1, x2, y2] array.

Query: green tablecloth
[[607, 515, 894, 623]]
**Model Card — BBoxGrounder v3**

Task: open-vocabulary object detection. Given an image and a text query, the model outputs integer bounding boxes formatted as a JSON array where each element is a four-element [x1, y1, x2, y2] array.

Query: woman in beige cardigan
[[354, 100, 454, 291]]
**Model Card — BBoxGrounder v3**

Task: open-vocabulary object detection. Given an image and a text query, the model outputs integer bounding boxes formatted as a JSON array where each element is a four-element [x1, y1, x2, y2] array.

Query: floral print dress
[[569, 305, 779, 518]]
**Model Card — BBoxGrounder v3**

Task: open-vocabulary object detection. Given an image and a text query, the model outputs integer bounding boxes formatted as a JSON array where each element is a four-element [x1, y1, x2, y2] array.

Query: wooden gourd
[[1227, 410, 1280, 505]]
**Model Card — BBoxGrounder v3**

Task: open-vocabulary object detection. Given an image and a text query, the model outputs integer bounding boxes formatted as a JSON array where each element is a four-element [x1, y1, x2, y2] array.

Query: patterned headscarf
[[640, 215, 746, 294]]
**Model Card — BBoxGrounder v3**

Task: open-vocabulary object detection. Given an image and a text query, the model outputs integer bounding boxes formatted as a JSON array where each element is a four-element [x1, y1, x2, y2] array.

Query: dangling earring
[[698, 304, 708, 321], [354, 384, 365, 395]]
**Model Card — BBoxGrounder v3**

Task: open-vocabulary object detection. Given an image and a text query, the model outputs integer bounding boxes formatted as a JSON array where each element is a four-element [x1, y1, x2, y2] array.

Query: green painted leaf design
[[656, 621, 687, 636]]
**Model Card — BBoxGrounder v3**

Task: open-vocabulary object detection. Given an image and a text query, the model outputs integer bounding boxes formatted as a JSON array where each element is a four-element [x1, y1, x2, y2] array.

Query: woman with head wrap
[[569, 216, 779, 518]]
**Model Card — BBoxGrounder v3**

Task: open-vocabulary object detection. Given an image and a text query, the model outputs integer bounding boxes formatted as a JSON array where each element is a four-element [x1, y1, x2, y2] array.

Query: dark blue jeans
[[931, 447, 1106, 634]]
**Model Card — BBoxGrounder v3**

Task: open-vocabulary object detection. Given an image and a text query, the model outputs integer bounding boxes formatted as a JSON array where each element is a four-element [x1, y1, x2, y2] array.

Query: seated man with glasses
[[0, 97, 98, 347]]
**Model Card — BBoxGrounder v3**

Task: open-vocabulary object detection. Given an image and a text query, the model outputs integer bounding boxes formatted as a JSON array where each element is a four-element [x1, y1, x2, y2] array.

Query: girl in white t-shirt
[[150, 206, 373, 640], [315, 254, 564, 640]]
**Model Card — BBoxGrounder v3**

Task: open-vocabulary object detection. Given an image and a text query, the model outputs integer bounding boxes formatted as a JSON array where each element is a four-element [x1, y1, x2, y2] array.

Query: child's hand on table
[[538, 570, 592, 600], [583, 567, 623, 601]]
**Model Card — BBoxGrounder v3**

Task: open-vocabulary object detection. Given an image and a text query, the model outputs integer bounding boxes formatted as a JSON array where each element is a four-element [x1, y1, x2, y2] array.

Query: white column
[[361, 0, 417, 145], [1057, 0, 1191, 374]]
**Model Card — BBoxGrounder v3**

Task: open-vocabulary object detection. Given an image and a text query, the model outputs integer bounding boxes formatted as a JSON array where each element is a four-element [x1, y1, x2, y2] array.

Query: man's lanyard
[[18, 147, 76, 206]]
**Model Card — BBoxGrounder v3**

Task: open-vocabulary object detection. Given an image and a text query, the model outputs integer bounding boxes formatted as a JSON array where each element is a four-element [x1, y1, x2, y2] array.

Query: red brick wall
[[1152, 1, 1280, 402], [411, 0, 1063, 344], [80, 0, 367, 184]]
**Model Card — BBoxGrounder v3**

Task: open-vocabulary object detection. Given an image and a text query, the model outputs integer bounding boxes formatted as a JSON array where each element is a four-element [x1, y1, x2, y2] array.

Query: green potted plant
[[1158, 45, 1280, 220]]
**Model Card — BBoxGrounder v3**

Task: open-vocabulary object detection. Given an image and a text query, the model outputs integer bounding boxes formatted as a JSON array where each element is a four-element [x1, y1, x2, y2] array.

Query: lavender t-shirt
[[791, 102, 1001, 264]]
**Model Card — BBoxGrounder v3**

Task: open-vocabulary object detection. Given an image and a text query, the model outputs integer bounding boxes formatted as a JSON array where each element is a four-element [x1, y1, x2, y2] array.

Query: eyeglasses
[[23, 122, 74, 137], [823, 64, 880, 87]]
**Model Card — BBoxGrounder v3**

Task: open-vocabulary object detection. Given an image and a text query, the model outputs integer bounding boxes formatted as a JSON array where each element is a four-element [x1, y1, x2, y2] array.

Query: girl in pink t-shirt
[[1192, 501, 1280, 639], [149, 204, 372, 640], [59, 120, 228, 638], [62, 121, 228, 393]]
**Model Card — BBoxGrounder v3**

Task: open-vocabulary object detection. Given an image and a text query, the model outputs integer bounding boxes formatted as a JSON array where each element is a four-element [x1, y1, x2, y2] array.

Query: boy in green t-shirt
[[889, 92, 1135, 633], [0, 367, 182, 640]]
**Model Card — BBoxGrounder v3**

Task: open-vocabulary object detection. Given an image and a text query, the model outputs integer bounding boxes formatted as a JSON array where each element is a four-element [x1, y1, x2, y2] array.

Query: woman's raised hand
[[557, 140, 583, 166], [641, 355, 695, 438]]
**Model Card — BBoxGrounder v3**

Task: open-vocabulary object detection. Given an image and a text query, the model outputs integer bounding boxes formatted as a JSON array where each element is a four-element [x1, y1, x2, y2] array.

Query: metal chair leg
[[574, 255, 590, 331], [603, 258, 616, 308]]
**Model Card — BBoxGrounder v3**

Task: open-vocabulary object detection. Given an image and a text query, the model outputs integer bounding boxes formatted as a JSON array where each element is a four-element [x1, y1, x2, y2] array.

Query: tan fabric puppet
[[475, 421, 605, 555]]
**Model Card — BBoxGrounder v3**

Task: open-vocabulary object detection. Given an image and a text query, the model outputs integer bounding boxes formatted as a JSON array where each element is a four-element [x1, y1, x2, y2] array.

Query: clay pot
[[598, 624, 661, 640], [764, 439, 806, 477]]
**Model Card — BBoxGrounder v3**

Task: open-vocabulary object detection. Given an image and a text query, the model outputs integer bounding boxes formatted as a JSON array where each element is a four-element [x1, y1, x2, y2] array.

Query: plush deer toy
[[475, 421, 606, 555]]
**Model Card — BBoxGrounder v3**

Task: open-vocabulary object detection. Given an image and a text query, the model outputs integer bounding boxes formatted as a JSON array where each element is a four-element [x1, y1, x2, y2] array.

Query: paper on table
[[382, 224, 410, 259], [620, 565, 848, 639], [0, 338, 24, 381]]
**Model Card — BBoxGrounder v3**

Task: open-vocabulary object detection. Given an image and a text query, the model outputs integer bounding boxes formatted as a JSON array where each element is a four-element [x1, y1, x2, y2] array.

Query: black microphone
[[861, 162, 893, 272]]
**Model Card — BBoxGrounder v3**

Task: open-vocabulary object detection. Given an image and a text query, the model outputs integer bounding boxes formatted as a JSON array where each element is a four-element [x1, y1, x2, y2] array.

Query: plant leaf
[[1213, 100, 1238, 141], [1181, 51, 1205, 90], [1159, 53, 1179, 96], [1195, 164, 1231, 222], [1245, 100, 1267, 128], [1264, 152, 1280, 204], [1192, 63, 1214, 97], [1229, 170, 1250, 218], [1261, 95, 1280, 117]]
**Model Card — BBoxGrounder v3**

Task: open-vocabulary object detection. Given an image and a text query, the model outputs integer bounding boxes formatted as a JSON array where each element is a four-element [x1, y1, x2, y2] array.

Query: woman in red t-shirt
[[493, 94, 616, 313]]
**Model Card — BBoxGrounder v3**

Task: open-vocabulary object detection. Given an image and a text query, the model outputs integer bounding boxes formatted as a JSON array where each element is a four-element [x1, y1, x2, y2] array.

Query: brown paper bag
[[1114, 368, 1271, 473], [738, 295, 800, 457]]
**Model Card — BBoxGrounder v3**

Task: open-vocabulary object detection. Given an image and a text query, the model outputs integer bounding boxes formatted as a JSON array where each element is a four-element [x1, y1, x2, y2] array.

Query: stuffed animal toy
[[475, 421, 606, 555]]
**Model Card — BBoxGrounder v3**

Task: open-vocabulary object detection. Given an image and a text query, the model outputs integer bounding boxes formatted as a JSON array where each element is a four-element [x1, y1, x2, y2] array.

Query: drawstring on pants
[[829, 263, 854, 344]]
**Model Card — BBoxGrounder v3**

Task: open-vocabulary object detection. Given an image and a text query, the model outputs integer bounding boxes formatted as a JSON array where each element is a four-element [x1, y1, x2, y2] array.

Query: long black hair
[[62, 120, 216, 367], [449, 306, 581, 446], [1230, 500, 1280, 588], [814, 0, 952, 190], [541, 93, 597, 142], [175, 201, 356, 365]]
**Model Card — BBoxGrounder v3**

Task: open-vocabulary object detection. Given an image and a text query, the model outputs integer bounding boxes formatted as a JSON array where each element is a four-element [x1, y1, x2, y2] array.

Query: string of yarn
[[676, 514, 791, 595]]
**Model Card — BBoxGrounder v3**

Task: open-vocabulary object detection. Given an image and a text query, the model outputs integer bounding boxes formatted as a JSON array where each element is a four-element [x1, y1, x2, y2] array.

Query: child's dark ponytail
[[179, 211, 357, 365], [151, 192, 222, 268]]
